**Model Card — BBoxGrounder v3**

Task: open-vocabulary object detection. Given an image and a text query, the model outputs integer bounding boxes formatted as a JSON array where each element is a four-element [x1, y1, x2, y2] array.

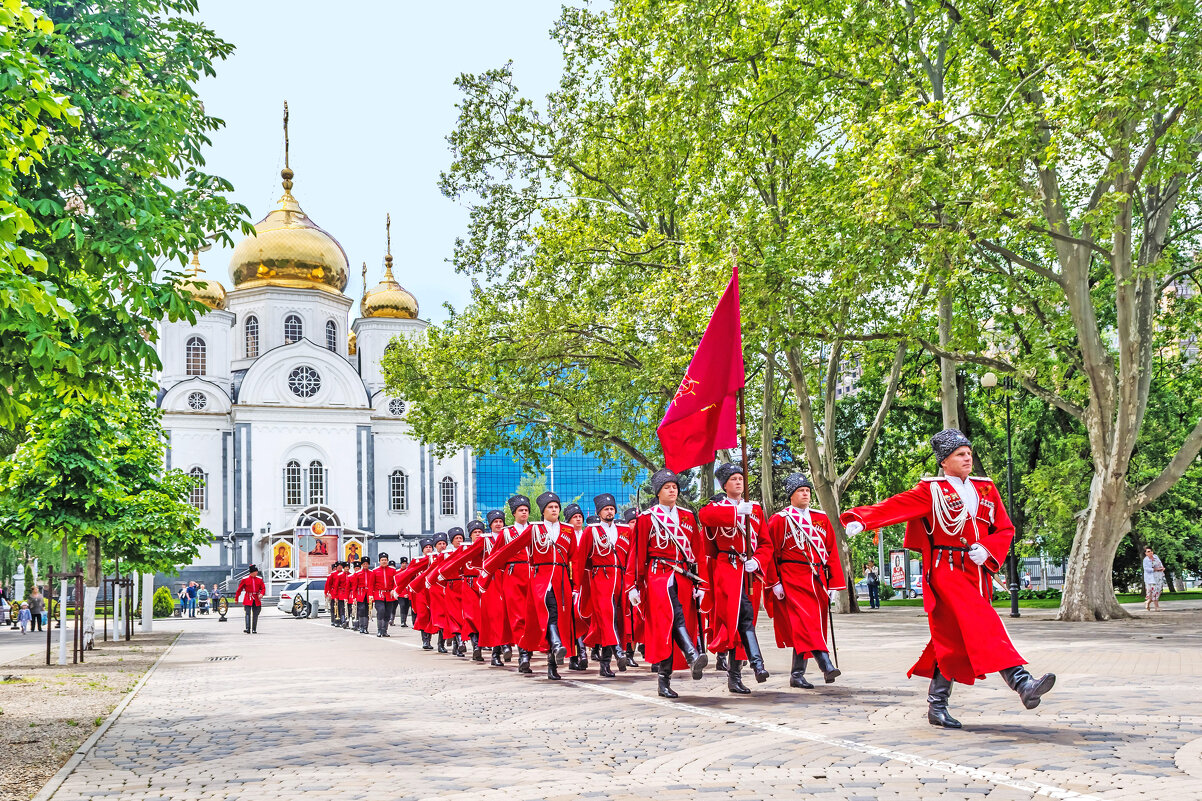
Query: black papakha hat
[[621, 507, 638, 524], [585, 514, 600, 525], [931, 428, 972, 465], [467, 519, 486, 534], [650, 468, 680, 498], [784, 473, 813, 501], [563, 503, 584, 522], [593, 493, 617, 515], [536, 491, 561, 514], [486, 509, 506, 526], [715, 462, 744, 487], [448, 527, 465, 542], [508, 494, 532, 512]]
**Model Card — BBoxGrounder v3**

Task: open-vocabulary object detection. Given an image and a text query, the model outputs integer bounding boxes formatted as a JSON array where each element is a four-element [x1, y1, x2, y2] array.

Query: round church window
[[288, 366, 321, 398], [187, 391, 207, 410], [388, 398, 406, 416]]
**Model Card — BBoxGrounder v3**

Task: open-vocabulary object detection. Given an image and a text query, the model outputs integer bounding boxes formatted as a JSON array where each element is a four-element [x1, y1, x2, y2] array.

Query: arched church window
[[245, 315, 259, 358], [185, 336, 206, 376], [288, 366, 321, 398], [325, 320, 337, 352], [439, 476, 457, 516], [308, 460, 325, 505], [188, 467, 207, 511], [284, 460, 302, 506], [390, 470, 408, 512], [284, 314, 303, 344]]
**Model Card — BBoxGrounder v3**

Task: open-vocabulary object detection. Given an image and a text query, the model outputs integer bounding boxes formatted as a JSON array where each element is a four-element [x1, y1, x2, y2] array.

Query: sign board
[[889, 549, 907, 589]]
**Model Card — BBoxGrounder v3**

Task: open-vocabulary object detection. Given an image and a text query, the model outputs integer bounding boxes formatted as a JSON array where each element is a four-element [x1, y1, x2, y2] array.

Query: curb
[[31, 632, 182, 801]]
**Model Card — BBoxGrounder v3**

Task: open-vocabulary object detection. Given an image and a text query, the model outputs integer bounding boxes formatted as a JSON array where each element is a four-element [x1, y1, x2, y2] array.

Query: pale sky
[[192, 0, 565, 321]]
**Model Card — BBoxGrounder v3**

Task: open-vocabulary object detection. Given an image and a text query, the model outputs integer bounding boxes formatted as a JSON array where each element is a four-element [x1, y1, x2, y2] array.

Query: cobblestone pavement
[[39, 603, 1202, 800]]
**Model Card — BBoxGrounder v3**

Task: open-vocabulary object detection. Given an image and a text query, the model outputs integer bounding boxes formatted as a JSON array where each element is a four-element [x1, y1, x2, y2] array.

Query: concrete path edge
[[30, 632, 182, 801]]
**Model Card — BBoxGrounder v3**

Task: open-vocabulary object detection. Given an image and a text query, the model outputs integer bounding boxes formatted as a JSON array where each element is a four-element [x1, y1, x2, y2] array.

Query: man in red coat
[[442, 511, 512, 665], [235, 564, 266, 634], [842, 429, 1055, 728], [352, 556, 372, 634], [563, 502, 590, 671], [325, 562, 344, 627], [572, 493, 629, 677], [698, 462, 777, 694], [481, 491, 578, 680], [439, 527, 470, 657], [436, 519, 490, 662], [620, 506, 644, 667], [497, 494, 534, 672], [369, 553, 398, 638], [394, 539, 436, 649], [625, 469, 708, 699], [766, 473, 843, 689]]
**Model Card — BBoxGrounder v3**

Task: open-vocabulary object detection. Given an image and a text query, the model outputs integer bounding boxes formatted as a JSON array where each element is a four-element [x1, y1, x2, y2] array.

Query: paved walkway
[[38, 603, 1202, 800]]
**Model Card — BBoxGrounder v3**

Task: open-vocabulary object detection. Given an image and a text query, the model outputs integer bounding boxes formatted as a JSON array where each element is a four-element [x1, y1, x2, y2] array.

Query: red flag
[[656, 265, 745, 472]]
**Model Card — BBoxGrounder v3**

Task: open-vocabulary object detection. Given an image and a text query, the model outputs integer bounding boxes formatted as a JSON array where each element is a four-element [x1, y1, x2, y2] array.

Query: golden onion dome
[[361, 215, 419, 319], [348, 330, 357, 355], [178, 251, 226, 310]]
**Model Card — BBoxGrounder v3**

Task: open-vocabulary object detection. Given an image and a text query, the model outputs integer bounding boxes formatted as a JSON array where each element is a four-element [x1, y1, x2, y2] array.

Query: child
[[18, 602, 31, 634]]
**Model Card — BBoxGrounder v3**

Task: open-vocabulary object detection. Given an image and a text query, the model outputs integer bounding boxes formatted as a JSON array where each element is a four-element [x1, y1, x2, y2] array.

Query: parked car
[[276, 579, 327, 615]]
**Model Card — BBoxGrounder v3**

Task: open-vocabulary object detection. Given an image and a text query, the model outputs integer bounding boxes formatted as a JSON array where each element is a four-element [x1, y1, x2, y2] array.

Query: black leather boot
[[716, 651, 729, 672], [740, 630, 770, 683], [591, 645, 601, 661], [599, 646, 616, 678], [625, 645, 639, 668], [615, 644, 628, 672], [471, 633, 484, 662], [671, 623, 708, 680], [490, 646, 504, 667], [517, 648, 533, 674], [421, 631, 433, 650], [927, 667, 961, 728], [503, 644, 513, 663], [437, 633, 448, 654], [546, 624, 568, 664], [727, 650, 750, 694], [999, 666, 1056, 709], [547, 656, 561, 680], [451, 634, 464, 656], [575, 637, 589, 670], [789, 650, 813, 689], [657, 659, 678, 698], [812, 650, 841, 683]]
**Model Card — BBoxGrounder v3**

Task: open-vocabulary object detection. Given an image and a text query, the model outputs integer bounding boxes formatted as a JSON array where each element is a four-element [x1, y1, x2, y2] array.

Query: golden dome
[[361, 215, 419, 319], [178, 251, 226, 310], [348, 331, 357, 355]]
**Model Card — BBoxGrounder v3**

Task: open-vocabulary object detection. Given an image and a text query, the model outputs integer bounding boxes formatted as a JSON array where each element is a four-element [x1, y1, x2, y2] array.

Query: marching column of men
[[320, 428, 1055, 727]]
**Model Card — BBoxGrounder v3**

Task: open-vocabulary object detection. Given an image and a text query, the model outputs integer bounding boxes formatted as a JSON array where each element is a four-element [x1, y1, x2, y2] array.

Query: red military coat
[[438, 537, 492, 640], [433, 545, 468, 636], [324, 570, 343, 603], [236, 575, 266, 607], [492, 523, 533, 646], [841, 476, 1024, 684], [698, 497, 776, 657], [483, 521, 578, 654], [572, 521, 629, 647], [765, 506, 844, 655], [395, 555, 437, 633], [347, 569, 368, 604], [624, 504, 704, 669], [368, 564, 398, 602]]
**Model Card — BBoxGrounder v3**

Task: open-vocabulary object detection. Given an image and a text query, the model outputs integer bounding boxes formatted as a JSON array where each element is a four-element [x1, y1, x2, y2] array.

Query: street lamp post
[[981, 371, 1021, 618]]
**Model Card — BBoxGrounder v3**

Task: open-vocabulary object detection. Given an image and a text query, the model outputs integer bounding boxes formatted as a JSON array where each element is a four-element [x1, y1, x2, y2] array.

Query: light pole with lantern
[[980, 371, 1022, 618]]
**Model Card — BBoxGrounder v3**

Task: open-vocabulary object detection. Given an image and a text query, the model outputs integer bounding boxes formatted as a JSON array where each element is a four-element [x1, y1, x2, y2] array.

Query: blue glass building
[[473, 447, 648, 518]]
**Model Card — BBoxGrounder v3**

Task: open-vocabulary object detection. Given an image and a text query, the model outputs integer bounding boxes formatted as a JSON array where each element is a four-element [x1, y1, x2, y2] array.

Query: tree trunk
[[82, 535, 99, 650], [938, 281, 958, 431], [1057, 473, 1132, 621], [760, 349, 775, 511]]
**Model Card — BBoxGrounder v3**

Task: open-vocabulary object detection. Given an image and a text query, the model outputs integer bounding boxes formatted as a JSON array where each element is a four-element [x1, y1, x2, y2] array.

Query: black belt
[[588, 564, 618, 571], [532, 562, 568, 568], [445, 577, 464, 583], [934, 545, 971, 552], [717, 549, 747, 558], [781, 558, 817, 566]]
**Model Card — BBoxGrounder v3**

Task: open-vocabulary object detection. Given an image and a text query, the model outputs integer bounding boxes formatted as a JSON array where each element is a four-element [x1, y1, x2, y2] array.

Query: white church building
[[158, 153, 472, 593]]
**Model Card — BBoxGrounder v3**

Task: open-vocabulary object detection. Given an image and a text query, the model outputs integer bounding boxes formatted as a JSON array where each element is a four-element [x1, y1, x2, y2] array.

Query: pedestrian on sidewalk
[[185, 581, 198, 618], [236, 565, 266, 633], [1143, 546, 1166, 612], [864, 562, 881, 609], [18, 602, 31, 633], [29, 587, 44, 632]]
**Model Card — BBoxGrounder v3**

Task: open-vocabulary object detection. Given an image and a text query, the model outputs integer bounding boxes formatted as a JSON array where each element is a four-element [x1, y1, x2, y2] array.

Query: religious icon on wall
[[273, 540, 292, 569], [344, 540, 362, 563]]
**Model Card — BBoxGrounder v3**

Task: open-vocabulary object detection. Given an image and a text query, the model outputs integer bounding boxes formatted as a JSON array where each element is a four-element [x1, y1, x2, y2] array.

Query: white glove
[[844, 521, 864, 536], [828, 588, 839, 604], [736, 500, 754, 515], [968, 543, 989, 566], [772, 583, 785, 600], [694, 588, 706, 603], [627, 588, 641, 606], [743, 557, 760, 573]]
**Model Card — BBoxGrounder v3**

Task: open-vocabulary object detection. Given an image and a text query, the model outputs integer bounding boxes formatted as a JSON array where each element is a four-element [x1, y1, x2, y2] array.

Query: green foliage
[[0, 0, 249, 428], [151, 585, 174, 618], [23, 562, 34, 596]]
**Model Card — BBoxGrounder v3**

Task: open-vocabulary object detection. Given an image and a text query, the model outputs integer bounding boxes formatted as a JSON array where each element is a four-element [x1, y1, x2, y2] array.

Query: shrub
[[152, 586, 175, 618], [879, 584, 896, 601]]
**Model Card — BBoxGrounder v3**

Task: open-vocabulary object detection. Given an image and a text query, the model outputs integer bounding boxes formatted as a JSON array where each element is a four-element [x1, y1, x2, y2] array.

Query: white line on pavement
[[565, 680, 1107, 801]]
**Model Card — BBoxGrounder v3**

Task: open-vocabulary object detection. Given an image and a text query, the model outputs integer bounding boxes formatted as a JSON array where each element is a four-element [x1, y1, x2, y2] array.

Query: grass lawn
[[1116, 590, 1201, 603]]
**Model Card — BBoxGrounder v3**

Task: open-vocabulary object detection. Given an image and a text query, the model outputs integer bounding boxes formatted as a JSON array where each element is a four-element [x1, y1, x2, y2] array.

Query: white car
[[276, 579, 327, 616]]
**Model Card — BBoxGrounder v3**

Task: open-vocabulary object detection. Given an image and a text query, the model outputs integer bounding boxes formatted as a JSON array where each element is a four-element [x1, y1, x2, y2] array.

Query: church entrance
[[264, 506, 371, 594]]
